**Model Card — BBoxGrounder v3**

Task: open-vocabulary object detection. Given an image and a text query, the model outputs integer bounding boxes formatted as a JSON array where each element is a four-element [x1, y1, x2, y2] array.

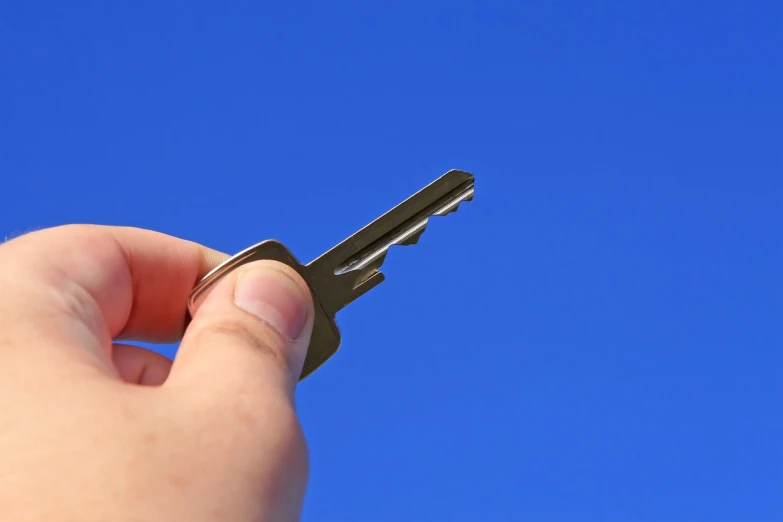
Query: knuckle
[[241, 395, 309, 476], [274, 405, 310, 475], [31, 224, 103, 245], [240, 392, 303, 443], [0, 224, 105, 263], [194, 319, 291, 375], [171, 385, 309, 481]]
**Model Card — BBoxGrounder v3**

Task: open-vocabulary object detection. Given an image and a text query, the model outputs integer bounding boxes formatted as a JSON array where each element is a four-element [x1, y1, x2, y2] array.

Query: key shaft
[[305, 170, 474, 314]]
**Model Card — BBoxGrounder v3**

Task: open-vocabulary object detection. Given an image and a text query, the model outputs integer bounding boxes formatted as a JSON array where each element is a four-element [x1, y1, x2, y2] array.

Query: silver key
[[188, 169, 475, 379]]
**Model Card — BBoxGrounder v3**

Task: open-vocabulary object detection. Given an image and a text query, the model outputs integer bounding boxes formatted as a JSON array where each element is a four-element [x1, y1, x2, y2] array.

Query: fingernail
[[233, 266, 309, 340]]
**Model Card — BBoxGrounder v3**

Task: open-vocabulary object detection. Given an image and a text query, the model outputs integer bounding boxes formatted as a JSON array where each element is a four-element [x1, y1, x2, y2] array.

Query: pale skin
[[0, 225, 316, 521]]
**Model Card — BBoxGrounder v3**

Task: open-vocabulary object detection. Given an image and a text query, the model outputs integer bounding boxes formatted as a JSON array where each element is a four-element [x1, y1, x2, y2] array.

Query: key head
[[187, 240, 341, 380]]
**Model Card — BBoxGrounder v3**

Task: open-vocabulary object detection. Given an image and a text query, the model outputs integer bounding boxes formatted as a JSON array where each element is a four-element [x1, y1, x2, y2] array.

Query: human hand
[[0, 225, 315, 521]]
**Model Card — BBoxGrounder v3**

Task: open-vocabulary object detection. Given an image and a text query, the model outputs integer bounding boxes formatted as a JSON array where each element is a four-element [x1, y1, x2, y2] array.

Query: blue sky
[[1, 1, 781, 520]]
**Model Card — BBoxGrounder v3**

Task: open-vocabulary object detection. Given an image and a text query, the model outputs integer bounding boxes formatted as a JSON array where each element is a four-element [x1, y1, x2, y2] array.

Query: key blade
[[306, 169, 474, 311], [333, 183, 474, 276]]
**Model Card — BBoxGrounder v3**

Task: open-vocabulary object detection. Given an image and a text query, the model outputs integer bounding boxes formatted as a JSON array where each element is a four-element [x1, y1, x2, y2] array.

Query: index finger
[[0, 224, 229, 344]]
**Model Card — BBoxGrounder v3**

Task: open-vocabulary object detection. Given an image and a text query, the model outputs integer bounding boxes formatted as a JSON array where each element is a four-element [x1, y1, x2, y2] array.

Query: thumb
[[165, 261, 314, 520], [167, 260, 314, 403]]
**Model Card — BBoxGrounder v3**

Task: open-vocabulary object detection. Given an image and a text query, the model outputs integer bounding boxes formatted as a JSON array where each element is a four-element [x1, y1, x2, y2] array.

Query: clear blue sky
[[1, 1, 781, 520]]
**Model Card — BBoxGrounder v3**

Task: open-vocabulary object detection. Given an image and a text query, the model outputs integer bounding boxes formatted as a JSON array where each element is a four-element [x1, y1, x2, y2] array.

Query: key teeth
[[353, 252, 389, 287], [398, 224, 427, 246], [433, 206, 457, 217], [350, 219, 427, 287], [339, 182, 474, 284], [432, 193, 473, 217], [388, 190, 473, 250]]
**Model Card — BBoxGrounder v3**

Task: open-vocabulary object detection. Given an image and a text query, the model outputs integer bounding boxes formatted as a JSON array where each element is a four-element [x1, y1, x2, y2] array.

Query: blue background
[[2, 1, 781, 520]]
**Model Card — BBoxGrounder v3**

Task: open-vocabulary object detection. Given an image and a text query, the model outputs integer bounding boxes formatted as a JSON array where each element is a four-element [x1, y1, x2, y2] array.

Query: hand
[[0, 225, 315, 521]]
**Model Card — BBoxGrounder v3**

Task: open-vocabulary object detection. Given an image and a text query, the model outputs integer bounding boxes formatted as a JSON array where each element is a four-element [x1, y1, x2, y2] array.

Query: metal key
[[187, 169, 475, 379]]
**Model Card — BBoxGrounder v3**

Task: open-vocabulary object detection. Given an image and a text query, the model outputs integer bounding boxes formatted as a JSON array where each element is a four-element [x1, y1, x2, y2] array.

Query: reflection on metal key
[[188, 169, 475, 380]]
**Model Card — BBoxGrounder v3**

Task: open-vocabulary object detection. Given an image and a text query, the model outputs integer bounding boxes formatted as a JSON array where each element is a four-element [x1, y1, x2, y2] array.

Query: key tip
[[443, 169, 475, 184]]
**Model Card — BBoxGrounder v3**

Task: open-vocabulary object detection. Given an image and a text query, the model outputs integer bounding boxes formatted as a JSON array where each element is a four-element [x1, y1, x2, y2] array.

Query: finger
[[0, 225, 228, 357], [112, 343, 173, 385], [167, 260, 314, 403]]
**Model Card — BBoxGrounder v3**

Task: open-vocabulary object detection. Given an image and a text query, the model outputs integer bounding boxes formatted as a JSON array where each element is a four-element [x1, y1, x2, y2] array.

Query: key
[[187, 169, 475, 380]]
